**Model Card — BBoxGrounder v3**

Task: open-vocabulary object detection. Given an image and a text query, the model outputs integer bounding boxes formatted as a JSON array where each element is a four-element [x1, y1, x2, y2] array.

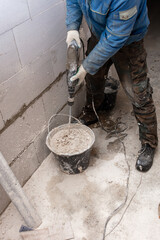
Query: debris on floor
[[20, 222, 74, 240]]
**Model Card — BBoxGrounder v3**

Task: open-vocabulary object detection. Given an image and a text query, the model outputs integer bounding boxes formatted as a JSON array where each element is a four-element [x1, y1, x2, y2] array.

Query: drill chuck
[[67, 96, 74, 106]]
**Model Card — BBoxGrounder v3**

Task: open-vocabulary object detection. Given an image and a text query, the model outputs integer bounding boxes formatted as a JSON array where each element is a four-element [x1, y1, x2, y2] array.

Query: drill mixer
[[67, 39, 80, 123], [67, 40, 80, 106]]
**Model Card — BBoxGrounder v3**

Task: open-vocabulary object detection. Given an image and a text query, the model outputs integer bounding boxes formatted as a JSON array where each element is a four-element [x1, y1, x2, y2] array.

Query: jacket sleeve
[[66, 0, 83, 31], [83, 1, 138, 75]]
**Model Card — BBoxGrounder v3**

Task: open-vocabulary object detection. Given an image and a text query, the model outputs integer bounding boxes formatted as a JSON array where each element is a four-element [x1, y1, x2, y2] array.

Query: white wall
[[0, 0, 86, 214]]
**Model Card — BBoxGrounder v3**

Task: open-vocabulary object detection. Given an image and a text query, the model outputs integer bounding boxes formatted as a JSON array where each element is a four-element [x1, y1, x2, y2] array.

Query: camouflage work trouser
[[85, 35, 158, 148]]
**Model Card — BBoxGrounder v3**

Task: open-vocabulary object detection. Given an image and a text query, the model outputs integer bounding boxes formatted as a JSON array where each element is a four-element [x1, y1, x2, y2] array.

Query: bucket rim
[[46, 123, 95, 156]]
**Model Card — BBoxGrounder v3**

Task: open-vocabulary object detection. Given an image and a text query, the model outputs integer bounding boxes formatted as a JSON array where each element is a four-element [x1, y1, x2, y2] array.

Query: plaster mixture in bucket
[[50, 126, 92, 155], [46, 122, 95, 174]]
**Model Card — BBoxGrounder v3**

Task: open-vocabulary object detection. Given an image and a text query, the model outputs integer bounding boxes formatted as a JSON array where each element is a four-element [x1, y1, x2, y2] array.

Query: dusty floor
[[0, 3, 160, 240]]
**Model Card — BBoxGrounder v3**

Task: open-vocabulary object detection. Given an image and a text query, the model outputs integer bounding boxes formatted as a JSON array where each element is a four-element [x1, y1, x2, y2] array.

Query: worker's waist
[[90, 29, 147, 47], [125, 30, 147, 46]]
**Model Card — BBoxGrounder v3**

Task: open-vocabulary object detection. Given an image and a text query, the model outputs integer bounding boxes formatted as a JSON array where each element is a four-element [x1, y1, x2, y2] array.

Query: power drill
[[67, 40, 79, 106]]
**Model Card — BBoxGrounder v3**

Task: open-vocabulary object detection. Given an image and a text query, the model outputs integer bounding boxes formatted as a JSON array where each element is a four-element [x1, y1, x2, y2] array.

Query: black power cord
[[91, 94, 142, 240]]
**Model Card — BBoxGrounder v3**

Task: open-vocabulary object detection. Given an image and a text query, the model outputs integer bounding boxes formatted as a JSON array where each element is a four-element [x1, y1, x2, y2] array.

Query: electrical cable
[[91, 96, 142, 240]]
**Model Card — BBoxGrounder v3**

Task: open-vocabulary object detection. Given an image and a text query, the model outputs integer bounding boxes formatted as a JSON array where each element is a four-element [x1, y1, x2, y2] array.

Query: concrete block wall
[[0, 0, 87, 214]]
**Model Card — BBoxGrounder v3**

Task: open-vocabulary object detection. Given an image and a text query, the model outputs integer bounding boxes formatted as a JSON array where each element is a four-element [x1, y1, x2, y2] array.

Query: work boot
[[79, 93, 118, 125], [79, 93, 118, 126], [136, 143, 155, 172], [79, 77, 119, 125], [79, 105, 98, 125], [79, 89, 106, 125]]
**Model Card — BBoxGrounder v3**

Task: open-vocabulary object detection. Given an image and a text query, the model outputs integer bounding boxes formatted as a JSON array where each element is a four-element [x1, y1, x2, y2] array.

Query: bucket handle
[[48, 113, 82, 133]]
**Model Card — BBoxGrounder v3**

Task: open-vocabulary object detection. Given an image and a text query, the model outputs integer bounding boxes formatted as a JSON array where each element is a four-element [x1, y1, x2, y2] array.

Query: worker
[[65, 0, 158, 172]]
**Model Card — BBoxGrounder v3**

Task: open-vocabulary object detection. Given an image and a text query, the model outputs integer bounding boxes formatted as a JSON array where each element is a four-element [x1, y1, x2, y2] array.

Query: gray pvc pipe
[[0, 152, 42, 228]]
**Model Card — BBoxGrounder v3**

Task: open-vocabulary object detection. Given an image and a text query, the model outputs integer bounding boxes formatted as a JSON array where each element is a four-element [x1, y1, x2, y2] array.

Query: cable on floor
[[91, 96, 142, 240]]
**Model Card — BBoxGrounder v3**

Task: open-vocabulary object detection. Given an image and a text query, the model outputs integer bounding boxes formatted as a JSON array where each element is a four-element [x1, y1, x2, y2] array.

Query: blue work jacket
[[66, 0, 149, 75]]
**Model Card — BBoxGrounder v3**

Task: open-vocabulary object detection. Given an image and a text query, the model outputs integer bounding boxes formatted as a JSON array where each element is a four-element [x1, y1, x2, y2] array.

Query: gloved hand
[[66, 30, 81, 48], [70, 65, 87, 86]]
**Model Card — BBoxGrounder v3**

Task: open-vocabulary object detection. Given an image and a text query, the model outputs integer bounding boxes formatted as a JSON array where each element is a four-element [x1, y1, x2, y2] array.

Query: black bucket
[[103, 77, 119, 111], [46, 115, 95, 174]]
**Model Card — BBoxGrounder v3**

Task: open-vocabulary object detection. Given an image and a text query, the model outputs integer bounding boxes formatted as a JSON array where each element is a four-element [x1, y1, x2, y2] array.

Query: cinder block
[[0, 51, 54, 122], [23, 98, 46, 139], [0, 112, 4, 130], [0, 98, 46, 165], [0, 65, 34, 122], [13, 2, 66, 66], [11, 144, 39, 186], [33, 127, 50, 164], [50, 38, 67, 78], [28, 0, 61, 17], [42, 74, 68, 122], [0, 117, 33, 165], [0, 31, 21, 84], [0, 144, 40, 215], [0, 0, 30, 35], [0, 184, 10, 215], [30, 51, 55, 91]]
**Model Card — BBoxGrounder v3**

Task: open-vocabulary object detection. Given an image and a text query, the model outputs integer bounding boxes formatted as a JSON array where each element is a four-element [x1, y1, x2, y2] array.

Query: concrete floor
[[0, 2, 160, 240]]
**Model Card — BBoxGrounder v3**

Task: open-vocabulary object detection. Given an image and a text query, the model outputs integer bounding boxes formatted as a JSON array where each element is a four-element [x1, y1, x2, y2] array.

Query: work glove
[[70, 65, 87, 86], [66, 30, 81, 48]]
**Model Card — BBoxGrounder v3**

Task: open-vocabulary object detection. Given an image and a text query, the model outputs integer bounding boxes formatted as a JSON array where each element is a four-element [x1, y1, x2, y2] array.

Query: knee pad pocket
[[133, 78, 153, 107]]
